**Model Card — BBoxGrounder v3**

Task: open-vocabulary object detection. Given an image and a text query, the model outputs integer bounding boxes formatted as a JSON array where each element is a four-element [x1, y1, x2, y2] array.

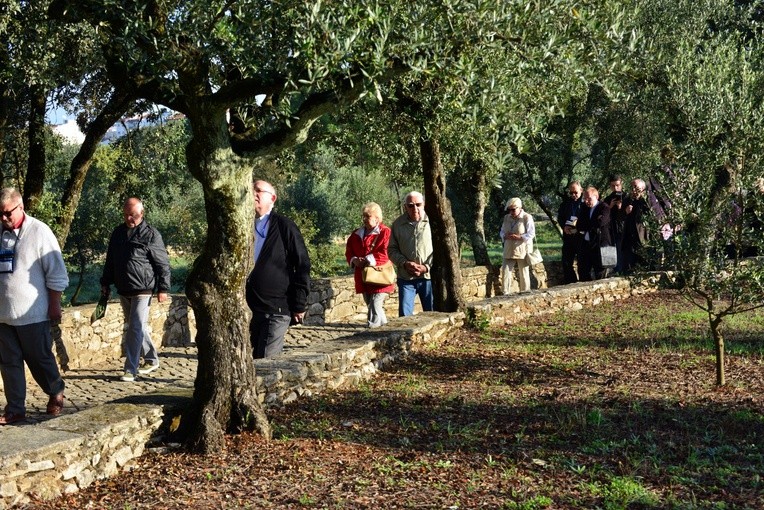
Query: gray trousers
[[0, 322, 65, 415], [250, 312, 291, 358], [363, 292, 388, 328], [120, 295, 159, 375]]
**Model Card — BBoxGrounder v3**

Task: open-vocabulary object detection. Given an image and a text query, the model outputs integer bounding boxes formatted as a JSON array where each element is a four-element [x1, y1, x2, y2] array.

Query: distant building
[[50, 109, 185, 146], [51, 119, 86, 145]]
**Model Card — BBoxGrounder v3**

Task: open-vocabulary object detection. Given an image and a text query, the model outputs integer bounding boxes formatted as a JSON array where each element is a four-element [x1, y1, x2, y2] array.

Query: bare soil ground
[[28, 290, 764, 509]]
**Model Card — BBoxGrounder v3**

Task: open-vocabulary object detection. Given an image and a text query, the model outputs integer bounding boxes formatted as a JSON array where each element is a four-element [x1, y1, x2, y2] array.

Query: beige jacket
[[501, 210, 535, 260]]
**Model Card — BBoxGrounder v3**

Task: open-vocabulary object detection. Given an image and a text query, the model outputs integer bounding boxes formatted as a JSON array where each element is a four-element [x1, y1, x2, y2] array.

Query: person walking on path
[[388, 191, 434, 316], [101, 198, 171, 382], [245, 179, 311, 358], [0, 188, 69, 424], [346, 202, 394, 328]]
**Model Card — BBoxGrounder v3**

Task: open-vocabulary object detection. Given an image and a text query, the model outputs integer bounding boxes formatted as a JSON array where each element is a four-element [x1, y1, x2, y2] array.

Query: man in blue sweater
[[245, 180, 311, 358]]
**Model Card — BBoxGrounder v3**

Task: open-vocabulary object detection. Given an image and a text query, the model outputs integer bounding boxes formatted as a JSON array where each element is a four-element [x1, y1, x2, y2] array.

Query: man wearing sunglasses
[[0, 188, 69, 424], [388, 191, 434, 316]]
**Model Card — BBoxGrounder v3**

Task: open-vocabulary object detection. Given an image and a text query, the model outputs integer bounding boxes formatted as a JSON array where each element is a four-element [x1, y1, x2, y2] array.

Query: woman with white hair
[[345, 202, 394, 327], [500, 197, 536, 294]]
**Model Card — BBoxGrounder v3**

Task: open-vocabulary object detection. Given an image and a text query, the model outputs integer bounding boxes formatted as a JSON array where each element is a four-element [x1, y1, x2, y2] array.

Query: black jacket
[[577, 202, 612, 248], [245, 212, 311, 315], [101, 221, 171, 296], [557, 196, 583, 233]]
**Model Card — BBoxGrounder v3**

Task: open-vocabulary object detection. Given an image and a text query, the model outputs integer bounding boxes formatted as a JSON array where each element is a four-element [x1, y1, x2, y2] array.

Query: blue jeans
[[397, 278, 434, 317], [120, 295, 159, 375]]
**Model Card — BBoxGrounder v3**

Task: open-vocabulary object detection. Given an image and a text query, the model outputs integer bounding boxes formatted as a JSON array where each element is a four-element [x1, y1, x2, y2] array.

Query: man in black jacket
[[101, 198, 171, 382], [245, 180, 311, 358], [576, 186, 612, 281], [557, 181, 584, 284]]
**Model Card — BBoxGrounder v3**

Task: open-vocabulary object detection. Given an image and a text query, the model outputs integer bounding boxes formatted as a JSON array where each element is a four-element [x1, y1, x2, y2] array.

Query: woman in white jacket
[[500, 197, 535, 295]]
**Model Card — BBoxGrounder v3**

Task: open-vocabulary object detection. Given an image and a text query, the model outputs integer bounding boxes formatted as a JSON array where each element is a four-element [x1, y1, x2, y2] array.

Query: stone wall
[[17, 261, 556, 386], [52, 264, 542, 370], [0, 404, 163, 507]]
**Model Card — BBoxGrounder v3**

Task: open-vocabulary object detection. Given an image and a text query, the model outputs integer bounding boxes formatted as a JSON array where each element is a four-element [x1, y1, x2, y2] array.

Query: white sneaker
[[138, 362, 159, 375], [120, 372, 136, 382]]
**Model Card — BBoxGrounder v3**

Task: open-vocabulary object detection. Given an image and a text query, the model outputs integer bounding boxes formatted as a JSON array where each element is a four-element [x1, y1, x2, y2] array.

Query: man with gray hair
[[500, 197, 535, 294], [388, 191, 434, 316], [101, 197, 171, 382], [0, 188, 69, 424], [621, 178, 651, 274]]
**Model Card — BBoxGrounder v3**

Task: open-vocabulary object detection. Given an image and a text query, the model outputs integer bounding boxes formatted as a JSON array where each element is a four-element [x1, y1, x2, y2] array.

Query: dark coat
[[245, 212, 311, 315], [621, 195, 651, 249], [557, 196, 584, 231], [577, 201, 612, 248], [101, 220, 171, 296]]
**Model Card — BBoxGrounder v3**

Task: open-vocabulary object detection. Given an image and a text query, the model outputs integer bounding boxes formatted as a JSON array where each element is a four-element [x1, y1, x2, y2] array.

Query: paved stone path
[[3, 322, 367, 425]]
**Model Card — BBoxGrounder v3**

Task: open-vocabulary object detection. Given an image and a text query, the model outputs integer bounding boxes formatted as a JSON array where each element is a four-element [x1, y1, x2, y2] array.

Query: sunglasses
[[406, 203, 423, 208], [1, 204, 20, 218]]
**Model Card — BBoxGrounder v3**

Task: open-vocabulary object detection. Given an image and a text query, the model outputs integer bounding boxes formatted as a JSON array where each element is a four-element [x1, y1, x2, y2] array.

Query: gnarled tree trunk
[[23, 86, 47, 212], [420, 134, 464, 312], [55, 90, 135, 247], [183, 107, 270, 454]]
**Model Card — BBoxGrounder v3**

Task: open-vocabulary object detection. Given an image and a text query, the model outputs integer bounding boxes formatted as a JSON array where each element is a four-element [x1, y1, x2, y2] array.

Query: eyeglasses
[[406, 203, 423, 208], [507, 207, 517, 212], [254, 188, 273, 196], [1, 203, 20, 218]]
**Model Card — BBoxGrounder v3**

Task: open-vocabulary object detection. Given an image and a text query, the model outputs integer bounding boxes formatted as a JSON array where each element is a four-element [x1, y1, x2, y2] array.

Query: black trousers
[[561, 234, 581, 284]]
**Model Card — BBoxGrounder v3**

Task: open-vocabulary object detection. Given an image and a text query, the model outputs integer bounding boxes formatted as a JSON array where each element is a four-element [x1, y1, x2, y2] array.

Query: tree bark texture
[[183, 108, 270, 454], [710, 314, 726, 386], [468, 160, 491, 267], [419, 135, 465, 312], [23, 86, 47, 213]]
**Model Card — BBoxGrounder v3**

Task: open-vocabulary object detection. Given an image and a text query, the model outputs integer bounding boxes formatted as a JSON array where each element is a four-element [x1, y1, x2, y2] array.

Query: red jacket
[[345, 224, 395, 294]]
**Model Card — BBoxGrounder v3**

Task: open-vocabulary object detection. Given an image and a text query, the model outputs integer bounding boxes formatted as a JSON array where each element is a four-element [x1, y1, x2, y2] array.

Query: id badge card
[[0, 249, 13, 273]]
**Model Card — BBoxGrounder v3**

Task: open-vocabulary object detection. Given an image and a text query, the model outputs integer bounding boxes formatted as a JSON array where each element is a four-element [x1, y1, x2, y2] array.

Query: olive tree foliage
[[49, 0, 537, 453], [0, 0, 127, 225], [637, 0, 764, 386]]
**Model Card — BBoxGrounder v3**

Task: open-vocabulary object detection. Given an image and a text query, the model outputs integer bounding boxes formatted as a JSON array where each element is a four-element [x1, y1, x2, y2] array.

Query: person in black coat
[[556, 181, 584, 284], [245, 180, 311, 358], [620, 178, 652, 274], [101, 198, 171, 381], [576, 186, 612, 281]]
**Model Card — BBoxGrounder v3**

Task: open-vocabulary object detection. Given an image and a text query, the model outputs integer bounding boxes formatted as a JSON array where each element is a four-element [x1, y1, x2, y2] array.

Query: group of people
[[557, 175, 665, 283], [0, 178, 439, 425], [0, 190, 170, 424], [243, 182, 435, 360], [0, 171, 669, 423], [343, 191, 435, 328]]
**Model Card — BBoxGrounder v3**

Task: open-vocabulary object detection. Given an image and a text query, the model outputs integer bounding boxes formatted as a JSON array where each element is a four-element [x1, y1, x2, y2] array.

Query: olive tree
[[631, 0, 764, 386], [50, 0, 550, 453]]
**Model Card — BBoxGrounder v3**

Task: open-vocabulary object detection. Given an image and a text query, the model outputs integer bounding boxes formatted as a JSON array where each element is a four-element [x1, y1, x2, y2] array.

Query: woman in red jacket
[[345, 202, 394, 328]]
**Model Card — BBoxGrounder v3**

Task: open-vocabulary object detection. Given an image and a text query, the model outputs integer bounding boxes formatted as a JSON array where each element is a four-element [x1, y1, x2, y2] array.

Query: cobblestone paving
[[4, 322, 367, 425]]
